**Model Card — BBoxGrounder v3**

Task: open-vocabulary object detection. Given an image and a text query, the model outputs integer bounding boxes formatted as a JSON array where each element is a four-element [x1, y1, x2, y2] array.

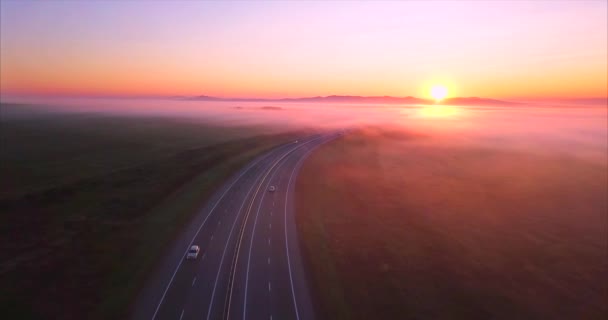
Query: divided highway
[[132, 132, 339, 320]]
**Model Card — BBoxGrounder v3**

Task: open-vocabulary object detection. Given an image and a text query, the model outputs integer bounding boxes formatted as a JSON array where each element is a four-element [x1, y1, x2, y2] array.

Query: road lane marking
[[277, 135, 340, 320], [239, 136, 333, 320], [191, 277, 197, 286], [179, 309, 184, 320], [238, 150, 303, 320], [206, 137, 315, 320], [149, 144, 279, 320], [206, 163, 269, 320], [269, 223, 272, 230], [282, 138, 334, 320]]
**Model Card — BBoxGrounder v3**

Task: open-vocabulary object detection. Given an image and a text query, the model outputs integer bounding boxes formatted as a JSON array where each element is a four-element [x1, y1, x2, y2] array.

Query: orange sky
[[1, 1, 606, 99]]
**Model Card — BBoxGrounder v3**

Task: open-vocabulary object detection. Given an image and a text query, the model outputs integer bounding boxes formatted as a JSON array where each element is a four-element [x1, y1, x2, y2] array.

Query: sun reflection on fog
[[416, 105, 461, 118]]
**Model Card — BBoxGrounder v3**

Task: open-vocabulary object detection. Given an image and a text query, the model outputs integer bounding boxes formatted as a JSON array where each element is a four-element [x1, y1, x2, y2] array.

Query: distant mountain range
[[179, 95, 519, 106], [276, 95, 430, 104]]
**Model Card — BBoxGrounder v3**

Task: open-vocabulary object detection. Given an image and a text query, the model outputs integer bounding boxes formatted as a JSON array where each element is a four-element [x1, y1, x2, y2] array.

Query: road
[[132, 132, 340, 320]]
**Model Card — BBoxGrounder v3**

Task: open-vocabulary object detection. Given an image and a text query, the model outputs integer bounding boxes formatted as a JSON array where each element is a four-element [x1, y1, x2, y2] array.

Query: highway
[[132, 132, 339, 320]]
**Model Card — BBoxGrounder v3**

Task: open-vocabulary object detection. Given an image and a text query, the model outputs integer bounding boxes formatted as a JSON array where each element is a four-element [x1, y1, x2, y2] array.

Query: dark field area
[[0, 103, 288, 199], [296, 127, 607, 320], [0, 104, 302, 319]]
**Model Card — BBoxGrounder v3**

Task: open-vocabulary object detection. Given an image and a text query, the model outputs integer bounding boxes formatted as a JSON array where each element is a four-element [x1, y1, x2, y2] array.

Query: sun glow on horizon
[[430, 85, 449, 102], [0, 2, 606, 99]]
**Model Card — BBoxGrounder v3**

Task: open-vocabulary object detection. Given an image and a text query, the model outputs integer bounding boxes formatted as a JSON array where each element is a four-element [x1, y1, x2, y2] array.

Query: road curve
[[131, 132, 339, 320]]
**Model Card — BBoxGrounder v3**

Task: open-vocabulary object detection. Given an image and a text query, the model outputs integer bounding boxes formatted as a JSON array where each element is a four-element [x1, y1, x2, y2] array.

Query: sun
[[430, 85, 448, 102]]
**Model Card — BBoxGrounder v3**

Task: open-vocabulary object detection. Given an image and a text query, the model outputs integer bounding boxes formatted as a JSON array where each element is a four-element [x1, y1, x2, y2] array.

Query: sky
[[1, 1, 606, 99]]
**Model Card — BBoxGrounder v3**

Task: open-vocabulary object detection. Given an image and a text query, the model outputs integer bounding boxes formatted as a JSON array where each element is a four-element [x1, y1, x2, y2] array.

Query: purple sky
[[1, 1, 606, 98]]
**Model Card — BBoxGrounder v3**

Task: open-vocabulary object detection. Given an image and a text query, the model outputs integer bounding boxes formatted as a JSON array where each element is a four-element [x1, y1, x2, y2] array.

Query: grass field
[[0, 103, 302, 319], [296, 126, 607, 320]]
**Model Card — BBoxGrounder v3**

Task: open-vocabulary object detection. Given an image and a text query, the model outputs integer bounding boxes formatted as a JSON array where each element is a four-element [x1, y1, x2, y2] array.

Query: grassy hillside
[[0, 104, 302, 319], [296, 126, 607, 320]]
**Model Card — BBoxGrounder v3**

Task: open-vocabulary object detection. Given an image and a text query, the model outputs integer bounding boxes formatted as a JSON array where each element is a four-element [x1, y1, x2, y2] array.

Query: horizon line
[[1, 92, 607, 102]]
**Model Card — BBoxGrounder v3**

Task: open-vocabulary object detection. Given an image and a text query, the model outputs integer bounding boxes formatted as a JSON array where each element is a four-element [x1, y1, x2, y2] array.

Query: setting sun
[[0, 1, 607, 320], [430, 85, 448, 102]]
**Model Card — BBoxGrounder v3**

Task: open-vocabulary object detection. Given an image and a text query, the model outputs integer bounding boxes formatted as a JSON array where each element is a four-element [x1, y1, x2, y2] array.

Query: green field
[[0, 103, 302, 319], [296, 126, 608, 320]]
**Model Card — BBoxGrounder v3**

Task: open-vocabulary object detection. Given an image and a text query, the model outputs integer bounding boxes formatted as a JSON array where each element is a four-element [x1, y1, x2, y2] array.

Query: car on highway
[[186, 245, 200, 260], [268, 186, 276, 192]]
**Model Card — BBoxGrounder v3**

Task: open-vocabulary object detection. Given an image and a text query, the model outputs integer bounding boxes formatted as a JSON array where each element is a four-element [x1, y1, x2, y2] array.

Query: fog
[[1, 97, 605, 319], [2, 97, 606, 164]]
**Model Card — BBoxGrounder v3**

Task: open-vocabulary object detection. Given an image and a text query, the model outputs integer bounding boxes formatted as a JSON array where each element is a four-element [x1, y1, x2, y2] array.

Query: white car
[[186, 245, 200, 260], [268, 186, 276, 192]]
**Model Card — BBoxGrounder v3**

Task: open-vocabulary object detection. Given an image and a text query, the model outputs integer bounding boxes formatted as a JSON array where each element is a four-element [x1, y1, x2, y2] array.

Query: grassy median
[[296, 126, 607, 320], [0, 103, 303, 319]]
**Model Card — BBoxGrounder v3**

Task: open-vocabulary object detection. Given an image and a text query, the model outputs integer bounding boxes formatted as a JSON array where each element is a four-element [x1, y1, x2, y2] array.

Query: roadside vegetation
[[0, 103, 302, 319], [296, 126, 607, 320]]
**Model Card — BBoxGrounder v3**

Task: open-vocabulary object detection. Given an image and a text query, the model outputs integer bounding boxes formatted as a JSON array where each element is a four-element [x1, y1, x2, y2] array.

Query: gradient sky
[[1, 1, 606, 99]]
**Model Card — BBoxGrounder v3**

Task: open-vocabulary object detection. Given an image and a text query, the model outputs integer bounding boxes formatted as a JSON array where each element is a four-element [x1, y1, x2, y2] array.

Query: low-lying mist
[[291, 103, 607, 319], [2, 97, 606, 165], [1, 97, 605, 319]]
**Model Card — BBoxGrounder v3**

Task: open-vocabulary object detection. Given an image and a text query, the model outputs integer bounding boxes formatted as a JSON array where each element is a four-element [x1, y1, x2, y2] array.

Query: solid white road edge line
[[149, 147, 276, 320]]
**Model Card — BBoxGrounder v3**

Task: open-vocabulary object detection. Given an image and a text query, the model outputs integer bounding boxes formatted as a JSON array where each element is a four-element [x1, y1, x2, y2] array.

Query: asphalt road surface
[[132, 132, 340, 320]]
